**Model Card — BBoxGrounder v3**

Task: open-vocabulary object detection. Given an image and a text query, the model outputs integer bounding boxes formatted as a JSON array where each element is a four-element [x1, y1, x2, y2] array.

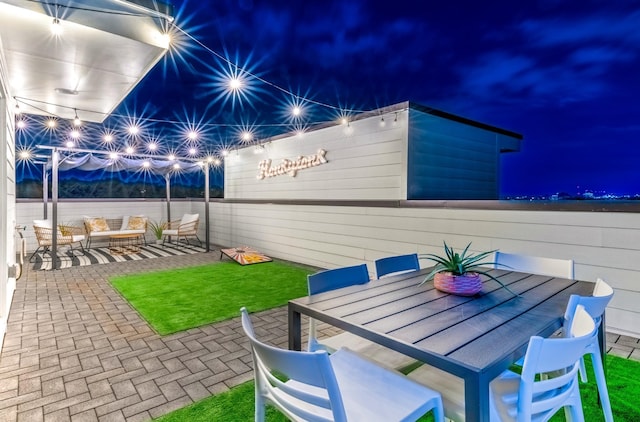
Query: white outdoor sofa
[[83, 216, 148, 249]]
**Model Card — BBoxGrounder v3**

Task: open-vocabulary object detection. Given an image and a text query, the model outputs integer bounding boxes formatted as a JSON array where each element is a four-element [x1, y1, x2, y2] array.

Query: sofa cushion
[[85, 217, 110, 232], [126, 216, 147, 230]]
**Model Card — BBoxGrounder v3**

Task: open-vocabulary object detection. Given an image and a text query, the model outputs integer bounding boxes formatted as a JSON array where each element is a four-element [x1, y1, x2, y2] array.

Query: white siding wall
[[208, 201, 640, 338], [225, 111, 408, 200]]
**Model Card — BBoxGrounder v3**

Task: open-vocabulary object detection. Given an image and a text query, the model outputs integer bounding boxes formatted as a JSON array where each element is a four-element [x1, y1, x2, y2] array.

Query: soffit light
[[51, 18, 62, 36]]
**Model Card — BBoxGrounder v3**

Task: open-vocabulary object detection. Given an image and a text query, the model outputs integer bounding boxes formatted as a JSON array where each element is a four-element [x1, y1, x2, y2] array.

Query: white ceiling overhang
[[0, 0, 173, 123]]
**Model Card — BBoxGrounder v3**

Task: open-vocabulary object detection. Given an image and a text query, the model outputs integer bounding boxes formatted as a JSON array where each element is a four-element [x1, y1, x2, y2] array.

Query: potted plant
[[148, 219, 167, 244], [419, 242, 519, 297]]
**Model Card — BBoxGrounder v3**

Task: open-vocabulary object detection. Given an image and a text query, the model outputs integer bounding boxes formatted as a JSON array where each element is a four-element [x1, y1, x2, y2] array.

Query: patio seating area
[[0, 251, 638, 421]]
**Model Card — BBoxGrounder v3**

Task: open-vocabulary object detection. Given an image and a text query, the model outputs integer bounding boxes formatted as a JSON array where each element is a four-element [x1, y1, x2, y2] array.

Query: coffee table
[[109, 233, 143, 255]]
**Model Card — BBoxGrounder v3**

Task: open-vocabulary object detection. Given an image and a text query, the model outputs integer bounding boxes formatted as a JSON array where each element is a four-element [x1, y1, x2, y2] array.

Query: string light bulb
[[73, 109, 81, 127], [14, 99, 20, 116], [379, 116, 386, 127]]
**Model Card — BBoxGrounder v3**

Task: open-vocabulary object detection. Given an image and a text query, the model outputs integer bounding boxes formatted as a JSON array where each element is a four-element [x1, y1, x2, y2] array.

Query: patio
[[0, 251, 637, 421], [0, 251, 339, 421]]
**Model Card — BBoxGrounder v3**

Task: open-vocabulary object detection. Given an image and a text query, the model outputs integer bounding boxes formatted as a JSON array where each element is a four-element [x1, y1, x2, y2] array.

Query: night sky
[[17, 0, 640, 198]]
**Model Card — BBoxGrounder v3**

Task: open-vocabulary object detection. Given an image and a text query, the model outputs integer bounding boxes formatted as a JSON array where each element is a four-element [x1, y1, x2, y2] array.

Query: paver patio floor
[[0, 251, 638, 421]]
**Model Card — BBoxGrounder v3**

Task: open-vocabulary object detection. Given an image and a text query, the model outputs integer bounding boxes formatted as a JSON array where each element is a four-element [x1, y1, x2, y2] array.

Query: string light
[[17, 120, 26, 129], [73, 109, 81, 126], [380, 116, 386, 127], [65, 141, 75, 148]]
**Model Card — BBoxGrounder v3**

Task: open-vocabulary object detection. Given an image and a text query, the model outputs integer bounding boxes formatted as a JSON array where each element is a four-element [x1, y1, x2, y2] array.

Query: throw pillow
[[127, 216, 147, 230], [87, 217, 110, 232]]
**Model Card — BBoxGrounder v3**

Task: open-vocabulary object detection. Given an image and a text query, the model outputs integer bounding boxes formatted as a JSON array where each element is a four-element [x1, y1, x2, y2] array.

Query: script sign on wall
[[257, 149, 328, 179]]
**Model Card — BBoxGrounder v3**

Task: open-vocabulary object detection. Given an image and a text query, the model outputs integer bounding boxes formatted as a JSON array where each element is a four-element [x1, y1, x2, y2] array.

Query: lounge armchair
[[30, 219, 85, 262], [162, 213, 202, 247]]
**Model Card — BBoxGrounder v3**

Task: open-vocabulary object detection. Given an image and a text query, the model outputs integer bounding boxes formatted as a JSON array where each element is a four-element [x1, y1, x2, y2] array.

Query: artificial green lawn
[[110, 260, 314, 335], [155, 354, 640, 421]]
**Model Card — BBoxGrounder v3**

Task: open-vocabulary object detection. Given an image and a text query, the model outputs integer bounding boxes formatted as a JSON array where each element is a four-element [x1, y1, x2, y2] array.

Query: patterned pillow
[[127, 216, 147, 230], [87, 217, 110, 232]]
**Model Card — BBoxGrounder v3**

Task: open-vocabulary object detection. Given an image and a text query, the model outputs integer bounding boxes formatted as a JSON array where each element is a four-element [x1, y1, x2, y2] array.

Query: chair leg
[[29, 246, 44, 263], [590, 351, 614, 422]]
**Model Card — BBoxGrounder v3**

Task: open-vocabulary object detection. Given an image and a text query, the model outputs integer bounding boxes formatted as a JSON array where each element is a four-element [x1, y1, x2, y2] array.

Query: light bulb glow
[[228, 77, 242, 91], [126, 146, 134, 154], [66, 141, 75, 148], [70, 129, 80, 139], [73, 116, 81, 127], [188, 147, 197, 155], [109, 152, 119, 159], [47, 119, 57, 128], [241, 131, 252, 142], [292, 106, 302, 117], [103, 134, 113, 143], [147, 142, 158, 151], [173, 163, 180, 170], [168, 154, 176, 160], [187, 131, 198, 140], [143, 161, 150, 168], [128, 125, 140, 135], [51, 18, 62, 36], [19, 150, 31, 160], [17, 120, 26, 129]]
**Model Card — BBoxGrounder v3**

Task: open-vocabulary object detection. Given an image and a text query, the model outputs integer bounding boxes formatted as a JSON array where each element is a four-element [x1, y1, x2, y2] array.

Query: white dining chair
[[307, 264, 417, 371], [408, 305, 597, 421], [240, 307, 445, 422], [562, 277, 614, 422], [494, 251, 575, 279], [494, 251, 574, 279], [375, 253, 420, 279]]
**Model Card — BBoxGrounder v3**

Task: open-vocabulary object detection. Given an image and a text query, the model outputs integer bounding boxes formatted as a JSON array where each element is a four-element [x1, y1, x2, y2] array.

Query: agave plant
[[419, 241, 520, 297]]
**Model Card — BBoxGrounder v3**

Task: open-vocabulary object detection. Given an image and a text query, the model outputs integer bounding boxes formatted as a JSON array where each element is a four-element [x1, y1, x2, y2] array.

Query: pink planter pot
[[433, 272, 483, 296]]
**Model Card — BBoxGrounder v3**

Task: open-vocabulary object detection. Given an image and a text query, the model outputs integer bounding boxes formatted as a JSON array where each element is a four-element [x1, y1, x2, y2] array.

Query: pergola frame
[[36, 145, 212, 269]]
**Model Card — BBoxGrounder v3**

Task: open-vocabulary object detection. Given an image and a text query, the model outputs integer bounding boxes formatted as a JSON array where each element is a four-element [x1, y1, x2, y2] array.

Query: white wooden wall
[[225, 111, 409, 200], [209, 201, 640, 338]]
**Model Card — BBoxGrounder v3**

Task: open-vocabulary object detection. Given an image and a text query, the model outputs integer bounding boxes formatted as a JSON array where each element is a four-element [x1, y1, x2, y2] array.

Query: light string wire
[[172, 24, 372, 115], [14, 1, 378, 129]]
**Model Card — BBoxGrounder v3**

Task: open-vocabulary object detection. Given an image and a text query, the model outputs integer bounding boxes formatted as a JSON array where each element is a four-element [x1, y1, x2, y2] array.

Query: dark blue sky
[[18, 0, 640, 198]]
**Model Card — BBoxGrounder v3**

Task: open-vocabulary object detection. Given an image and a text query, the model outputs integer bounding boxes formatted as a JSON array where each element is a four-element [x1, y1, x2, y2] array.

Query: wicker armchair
[[162, 213, 202, 247], [29, 220, 86, 262]]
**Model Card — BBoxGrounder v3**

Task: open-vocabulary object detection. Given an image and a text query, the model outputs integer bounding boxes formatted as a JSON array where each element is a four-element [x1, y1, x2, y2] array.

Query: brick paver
[[0, 251, 310, 421], [1, 251, 637, 421]]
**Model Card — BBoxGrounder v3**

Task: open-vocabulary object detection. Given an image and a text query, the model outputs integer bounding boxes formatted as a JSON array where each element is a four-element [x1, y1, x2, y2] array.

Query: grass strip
[[156, 354, 640, 421], [110, 260, 314, 335]]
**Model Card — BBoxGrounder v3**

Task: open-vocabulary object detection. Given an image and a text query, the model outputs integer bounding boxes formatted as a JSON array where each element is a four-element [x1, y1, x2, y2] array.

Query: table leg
[[288, 304, 302, 351], [465, 373, 490, 422]]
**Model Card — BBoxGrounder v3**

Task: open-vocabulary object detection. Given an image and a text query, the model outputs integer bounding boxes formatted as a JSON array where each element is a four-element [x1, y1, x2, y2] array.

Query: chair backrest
[[180, 213, 199, 226], [307, 263, 369, 295], [375, 253, 420, 279], [518, 305, 596, 421], [495, 251, 574, 279], [240, 307, 346, 422], [33, 219, 52, 229], [564, 278, 614, 330]]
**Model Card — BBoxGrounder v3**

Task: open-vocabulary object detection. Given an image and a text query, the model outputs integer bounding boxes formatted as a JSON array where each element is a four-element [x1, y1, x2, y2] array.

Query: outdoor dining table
[[288, 267, 596, 422]]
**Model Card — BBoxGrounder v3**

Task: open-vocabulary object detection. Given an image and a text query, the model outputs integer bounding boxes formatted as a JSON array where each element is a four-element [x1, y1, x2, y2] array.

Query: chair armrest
[[166, 219, 181, 229], [59, 225, 83, 236]]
